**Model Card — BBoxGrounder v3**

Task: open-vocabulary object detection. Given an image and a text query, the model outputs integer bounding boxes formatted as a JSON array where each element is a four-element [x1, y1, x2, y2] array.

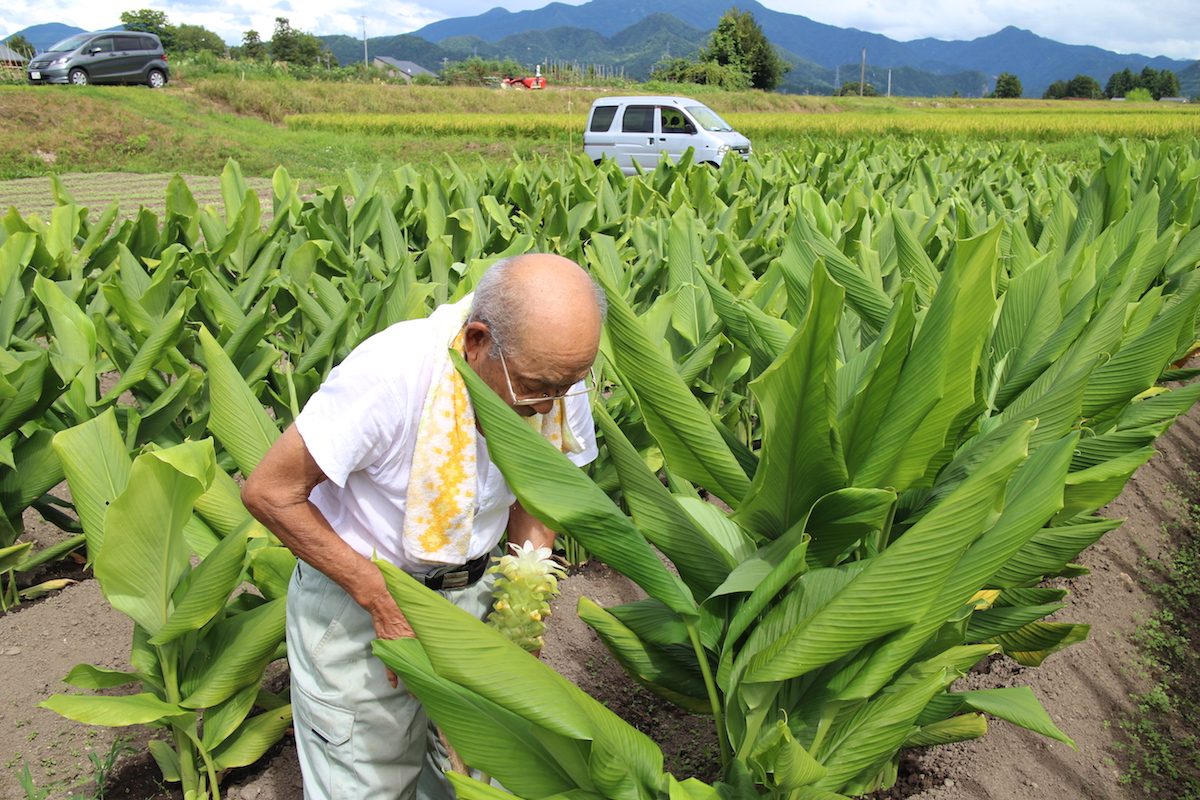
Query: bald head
[[468, 254, 605, 360], [464, 254, 605, 414]]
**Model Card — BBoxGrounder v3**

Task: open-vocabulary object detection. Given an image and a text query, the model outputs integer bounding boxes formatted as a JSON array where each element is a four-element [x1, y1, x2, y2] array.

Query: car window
[[140, 36, 159, 51], [621, 105, 655, 134], [589, 106, 618, 132], [116, 36, 142, 51], [89, 37, 116, 53], [48, 34, 92, 52], [660, 108, 692, 134], [685, 105, 735, 132]]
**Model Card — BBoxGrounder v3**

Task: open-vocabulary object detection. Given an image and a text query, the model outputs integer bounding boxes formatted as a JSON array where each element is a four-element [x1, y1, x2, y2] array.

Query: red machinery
[[501, 65, 546, 89]]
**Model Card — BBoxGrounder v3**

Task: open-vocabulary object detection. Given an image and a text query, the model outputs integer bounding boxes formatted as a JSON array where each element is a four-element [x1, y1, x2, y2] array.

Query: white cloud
[[756, 0, 1200, 60]]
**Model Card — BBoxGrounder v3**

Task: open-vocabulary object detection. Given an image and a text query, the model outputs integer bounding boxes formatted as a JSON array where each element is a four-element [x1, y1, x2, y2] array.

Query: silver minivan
[[26, 31, 169, 88], [584, 95, 751, 174]]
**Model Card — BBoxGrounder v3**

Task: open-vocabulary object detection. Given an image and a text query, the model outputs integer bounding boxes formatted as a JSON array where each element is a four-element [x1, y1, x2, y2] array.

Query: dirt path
[[1, 408, 1196, 799], [897, 409, 1200, 799], [0, 173, 274, 221], [0, 580, 135, 797]]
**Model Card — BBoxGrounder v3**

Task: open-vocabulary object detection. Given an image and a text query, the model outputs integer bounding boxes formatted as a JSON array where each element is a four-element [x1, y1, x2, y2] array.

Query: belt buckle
[[440, 569, 470, 590]]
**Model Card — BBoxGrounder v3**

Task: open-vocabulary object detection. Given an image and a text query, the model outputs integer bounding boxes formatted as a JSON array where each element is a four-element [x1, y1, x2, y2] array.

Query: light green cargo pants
[[287, 559, 495, 800]]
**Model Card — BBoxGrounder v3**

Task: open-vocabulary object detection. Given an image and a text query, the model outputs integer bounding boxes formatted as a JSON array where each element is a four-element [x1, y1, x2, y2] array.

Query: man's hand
[[243, 425, 417, 690], [508, 500, 555, 550], [365, 591, 415, 688]]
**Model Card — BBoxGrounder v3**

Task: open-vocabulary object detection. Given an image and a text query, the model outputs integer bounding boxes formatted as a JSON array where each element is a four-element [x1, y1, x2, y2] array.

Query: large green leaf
[[737, 264, 848, 539], [199, 326, 279, 476], [97, 288, 193, 404], [181, 596, 286, 709], [738, 421, 1031, 684], [990, 516, 1122, 588], [903, 714, 987, 747], [983, 621, 1090, 666], [63, 663, 141, 689], [593, 255, 752, 506], [150, 529, 249, 645], [374, 559, 667, 800], [40, 693, 194, 728], [0, 427, 62, 517], [211, 706, 293, 770], [200, 682, 260, 750], [666, 208, 716, 346], [578, 597, 711, 713], [940, 687, 1074, 746], [816, 647, 993, 791], [454, 351, 697, 619], [834, 433, 1076, 699], [593, 404, 740, 598], [32, 274, 96, 386], [775, 212, 892, 332], [380, 637, 596, 797], [94, 440, 215, 635], [851, 225, 1001, 491]]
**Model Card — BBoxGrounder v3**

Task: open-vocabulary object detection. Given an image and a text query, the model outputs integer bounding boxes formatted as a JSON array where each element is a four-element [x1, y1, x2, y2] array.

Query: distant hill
[[414, 0, 726, 41], [327, 13, 983, 97], [899, 26, 1191, 95], [321, 33, 450, 71], [1178, 61, 1200, 97], [412, 0, 1195, 97], [6, 23, 86, 53]]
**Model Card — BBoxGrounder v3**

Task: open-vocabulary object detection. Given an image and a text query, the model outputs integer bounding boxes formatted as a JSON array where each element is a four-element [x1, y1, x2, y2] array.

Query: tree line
[[96, 9, 329, 67], [1043, 66, 1181, 100], [650, 8, 789, 91]]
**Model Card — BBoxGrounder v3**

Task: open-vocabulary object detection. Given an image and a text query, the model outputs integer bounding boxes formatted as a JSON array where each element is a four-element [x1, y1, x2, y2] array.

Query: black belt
[[422, 553, 490, 591]]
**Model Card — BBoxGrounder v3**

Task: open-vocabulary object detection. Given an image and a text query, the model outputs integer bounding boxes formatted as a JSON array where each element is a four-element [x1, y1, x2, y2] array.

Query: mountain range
[[8, 1, 1198, 98], [399, 0, 1196, 96]]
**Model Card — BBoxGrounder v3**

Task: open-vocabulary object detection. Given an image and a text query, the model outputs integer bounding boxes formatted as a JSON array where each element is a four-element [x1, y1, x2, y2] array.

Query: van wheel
[[147, 69, 166, 89], [68, 68, 88, 86]]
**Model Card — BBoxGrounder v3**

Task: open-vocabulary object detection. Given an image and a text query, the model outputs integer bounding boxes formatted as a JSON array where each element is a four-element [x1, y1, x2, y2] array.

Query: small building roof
[[0, 44, 28, 64], [372, 57, 435, 77]]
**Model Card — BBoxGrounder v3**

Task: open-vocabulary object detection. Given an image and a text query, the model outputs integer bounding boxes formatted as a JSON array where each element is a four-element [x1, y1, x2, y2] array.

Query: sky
[[3, 0, 1198, 61]]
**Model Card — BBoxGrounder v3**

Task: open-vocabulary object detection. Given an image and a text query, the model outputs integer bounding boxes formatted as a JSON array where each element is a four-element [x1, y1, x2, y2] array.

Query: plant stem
[[870, 501, 897, 557], [807, 704, 837, 757], [161, 648, 202, 799], [16, 533, 87, 572], [687, 623, 730, 767], [186, 728, 222, 800]]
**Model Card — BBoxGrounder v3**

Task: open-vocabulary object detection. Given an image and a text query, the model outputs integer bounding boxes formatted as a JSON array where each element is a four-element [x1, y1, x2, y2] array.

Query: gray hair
[[467, 256, 608, 358]]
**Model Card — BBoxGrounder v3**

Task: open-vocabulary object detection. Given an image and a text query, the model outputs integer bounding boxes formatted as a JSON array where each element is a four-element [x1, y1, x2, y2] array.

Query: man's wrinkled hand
[[367, 595, 415, 688]]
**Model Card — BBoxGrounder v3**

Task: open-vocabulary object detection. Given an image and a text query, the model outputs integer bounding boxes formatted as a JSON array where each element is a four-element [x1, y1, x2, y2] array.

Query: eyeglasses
[[497, 349, 596, 407]]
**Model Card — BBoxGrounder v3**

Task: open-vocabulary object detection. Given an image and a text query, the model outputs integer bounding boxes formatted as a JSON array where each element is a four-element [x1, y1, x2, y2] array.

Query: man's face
[[464, 321, 597, 417], [495, 347, 594, 417]]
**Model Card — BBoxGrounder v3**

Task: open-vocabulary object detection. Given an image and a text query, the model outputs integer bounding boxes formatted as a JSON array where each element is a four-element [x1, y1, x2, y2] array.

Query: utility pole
[[361, 16, 368, 69], [859, 48, 866, 97], [834, 65, 840, 93], [887, 68, 892, 97]]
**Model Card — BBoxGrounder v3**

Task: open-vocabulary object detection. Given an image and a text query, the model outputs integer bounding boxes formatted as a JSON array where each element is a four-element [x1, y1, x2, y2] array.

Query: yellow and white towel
[[403, 295, 583, 564]]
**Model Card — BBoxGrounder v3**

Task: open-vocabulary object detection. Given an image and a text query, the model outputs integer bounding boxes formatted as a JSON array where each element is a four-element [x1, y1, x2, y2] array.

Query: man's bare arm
[[507, 500, 555, 550], [241, 425, 414, 652]]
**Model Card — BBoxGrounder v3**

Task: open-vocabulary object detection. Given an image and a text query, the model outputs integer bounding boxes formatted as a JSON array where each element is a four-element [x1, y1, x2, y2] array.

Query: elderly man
[[242, 254, 604, 800]]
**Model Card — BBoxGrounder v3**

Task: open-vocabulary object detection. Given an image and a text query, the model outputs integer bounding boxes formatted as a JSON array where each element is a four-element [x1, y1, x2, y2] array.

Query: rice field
[[286, 100, 1200, 145]]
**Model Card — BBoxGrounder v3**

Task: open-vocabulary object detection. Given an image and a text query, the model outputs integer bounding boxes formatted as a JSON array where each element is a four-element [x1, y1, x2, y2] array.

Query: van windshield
[[685, 105, 734, 132], [47, 34, 93, 52]]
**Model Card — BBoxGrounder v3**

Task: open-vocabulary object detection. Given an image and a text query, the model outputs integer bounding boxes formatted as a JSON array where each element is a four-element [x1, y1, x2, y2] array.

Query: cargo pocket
[[293, 682, 355, 798]]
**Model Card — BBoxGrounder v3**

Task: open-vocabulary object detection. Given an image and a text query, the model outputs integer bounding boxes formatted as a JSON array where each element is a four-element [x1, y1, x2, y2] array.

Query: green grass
[[0, 84, 569, 185], [1113, 481, 1200, 797], [3, 79, 1198, 188]]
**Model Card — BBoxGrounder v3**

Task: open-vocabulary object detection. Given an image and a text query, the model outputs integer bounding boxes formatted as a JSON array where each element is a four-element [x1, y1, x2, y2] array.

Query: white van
[[583, 96, 752, 174]]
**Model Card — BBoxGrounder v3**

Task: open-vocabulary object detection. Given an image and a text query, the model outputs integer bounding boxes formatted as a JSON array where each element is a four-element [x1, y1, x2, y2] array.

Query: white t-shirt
[[294, 304, 598, 574]]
